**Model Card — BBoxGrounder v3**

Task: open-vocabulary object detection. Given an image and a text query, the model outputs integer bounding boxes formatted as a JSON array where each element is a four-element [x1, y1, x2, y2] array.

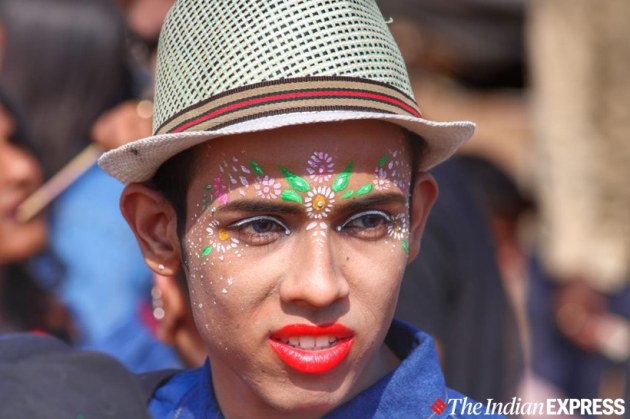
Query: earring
[[158, 263, 165, 271], [151, 287, 165, 320]]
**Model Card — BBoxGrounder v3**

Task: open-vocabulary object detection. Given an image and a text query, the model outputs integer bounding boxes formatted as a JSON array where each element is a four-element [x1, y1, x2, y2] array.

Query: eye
[[337, 210, 391, 240], [229, 216, 290, 246]]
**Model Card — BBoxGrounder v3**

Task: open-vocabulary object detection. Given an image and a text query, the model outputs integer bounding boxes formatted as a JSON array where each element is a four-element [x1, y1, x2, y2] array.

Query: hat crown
[[153, 0, 415, 133]]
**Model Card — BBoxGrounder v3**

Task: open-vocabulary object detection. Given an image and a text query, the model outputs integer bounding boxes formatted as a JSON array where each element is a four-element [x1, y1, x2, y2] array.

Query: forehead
[[189, 121, 410, 173]]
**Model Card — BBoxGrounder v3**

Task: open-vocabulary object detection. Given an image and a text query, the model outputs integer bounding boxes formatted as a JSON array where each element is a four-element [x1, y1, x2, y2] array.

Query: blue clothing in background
[[49, 165, 180, 371], [150, 320, 503, 418]]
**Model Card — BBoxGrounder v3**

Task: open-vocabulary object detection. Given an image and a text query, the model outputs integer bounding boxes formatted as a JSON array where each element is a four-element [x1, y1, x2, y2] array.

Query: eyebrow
[[214, 192, 407, 216], [214, 199, 303, 215], [334, 192, 408, 213]]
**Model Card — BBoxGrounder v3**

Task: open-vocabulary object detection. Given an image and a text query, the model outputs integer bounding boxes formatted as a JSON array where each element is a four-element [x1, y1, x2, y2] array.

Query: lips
[[269, 323, 354, 374]]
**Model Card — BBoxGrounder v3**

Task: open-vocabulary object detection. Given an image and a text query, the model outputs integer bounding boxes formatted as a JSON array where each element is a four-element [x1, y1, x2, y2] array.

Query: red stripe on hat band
[[170, 89, 421, 133]]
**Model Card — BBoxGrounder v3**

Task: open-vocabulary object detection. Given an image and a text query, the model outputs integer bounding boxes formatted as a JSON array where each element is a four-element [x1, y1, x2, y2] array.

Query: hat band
[[155, 76, 422, 135]]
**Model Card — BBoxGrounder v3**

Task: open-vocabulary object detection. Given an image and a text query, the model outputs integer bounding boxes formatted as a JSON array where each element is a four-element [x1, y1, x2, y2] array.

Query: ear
[[406, 172, 438, 264], [120, 183, 181, 275]]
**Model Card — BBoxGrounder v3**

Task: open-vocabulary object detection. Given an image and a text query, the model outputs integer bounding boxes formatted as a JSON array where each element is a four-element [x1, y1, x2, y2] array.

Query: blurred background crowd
[[0, 0, 628, 417]]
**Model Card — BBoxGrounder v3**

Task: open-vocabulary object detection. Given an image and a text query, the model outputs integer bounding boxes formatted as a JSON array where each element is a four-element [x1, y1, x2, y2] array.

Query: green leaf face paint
[[281, 189, 303, 204], [250, 161, 264, 175], [202, 246, 212, 257], [355, 183, 373, 197], [331, 161, 353, 192], [402, 240, 409, 254], [342, 190, 354, 199], [280, 167, 310, 192], [378, 154, 389, 168]]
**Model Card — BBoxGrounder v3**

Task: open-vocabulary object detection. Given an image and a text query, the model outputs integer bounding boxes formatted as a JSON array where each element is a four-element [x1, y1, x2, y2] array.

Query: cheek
[[338, 240, 406, 316], [182, 239, 273, 335]]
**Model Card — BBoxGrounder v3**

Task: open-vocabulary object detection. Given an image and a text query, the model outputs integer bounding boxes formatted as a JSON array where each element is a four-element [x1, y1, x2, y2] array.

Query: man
[[99, 0, 493, 417]]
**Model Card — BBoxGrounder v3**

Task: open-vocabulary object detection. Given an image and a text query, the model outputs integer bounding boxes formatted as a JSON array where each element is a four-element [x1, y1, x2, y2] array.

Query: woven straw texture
[[98, 0, 475, 183], [154, 0, 414, 132]]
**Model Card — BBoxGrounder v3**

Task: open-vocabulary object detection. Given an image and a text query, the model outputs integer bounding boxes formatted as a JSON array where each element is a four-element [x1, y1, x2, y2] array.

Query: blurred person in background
[[380, 0, 527, 403], [395, 158, 523, 404], [91, 0, 175, 152], [0, 90, 72, 340], [529, 0, 630, 405], [0, 0, 180, 371]]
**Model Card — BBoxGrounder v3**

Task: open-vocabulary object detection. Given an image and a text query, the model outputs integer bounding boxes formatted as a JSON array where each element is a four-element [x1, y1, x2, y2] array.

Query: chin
[[262, 390, 342, 418], [255, 369, 357, 417]]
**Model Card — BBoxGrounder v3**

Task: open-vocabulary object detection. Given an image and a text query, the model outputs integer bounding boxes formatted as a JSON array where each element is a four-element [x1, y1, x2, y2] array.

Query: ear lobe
[[153, 273, 187, 344], [406, 172, 438, 263], [120, 183, 181, 275]]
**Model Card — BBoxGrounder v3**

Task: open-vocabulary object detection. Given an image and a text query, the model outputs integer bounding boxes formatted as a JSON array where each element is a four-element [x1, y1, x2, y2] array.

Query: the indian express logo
[[445, 397, 625, 416]]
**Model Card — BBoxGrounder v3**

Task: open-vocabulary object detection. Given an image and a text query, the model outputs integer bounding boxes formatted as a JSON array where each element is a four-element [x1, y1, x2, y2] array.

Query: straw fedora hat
[[99, 0, 475, 184]]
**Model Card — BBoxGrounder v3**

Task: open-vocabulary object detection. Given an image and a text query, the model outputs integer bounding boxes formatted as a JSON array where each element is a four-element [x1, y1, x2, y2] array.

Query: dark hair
[[0, 88, 34, 154], [0, 92, 71, 340], [0, 0, 133, 178], [456, 154, 533, 221], [149, 126, 427, 238]]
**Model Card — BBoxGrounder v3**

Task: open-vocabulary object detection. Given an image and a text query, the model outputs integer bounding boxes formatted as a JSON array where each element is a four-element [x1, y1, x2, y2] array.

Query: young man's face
[[124, 120, 437, 416]]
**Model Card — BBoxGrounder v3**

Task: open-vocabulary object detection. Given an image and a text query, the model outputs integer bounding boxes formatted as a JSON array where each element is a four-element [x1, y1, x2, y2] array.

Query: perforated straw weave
[[99, 0, 475, 184]]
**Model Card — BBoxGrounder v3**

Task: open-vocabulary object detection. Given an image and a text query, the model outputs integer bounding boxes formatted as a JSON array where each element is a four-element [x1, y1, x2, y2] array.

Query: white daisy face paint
[[179, 121, 429, 417]]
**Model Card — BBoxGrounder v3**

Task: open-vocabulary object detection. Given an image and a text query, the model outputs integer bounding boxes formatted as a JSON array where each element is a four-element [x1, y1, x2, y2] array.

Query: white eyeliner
[[336, 210, 392, 232], [230, 216, 291, 235]]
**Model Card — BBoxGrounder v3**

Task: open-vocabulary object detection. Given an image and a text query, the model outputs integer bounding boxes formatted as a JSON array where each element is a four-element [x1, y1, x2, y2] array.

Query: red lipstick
[[269, 323, 354, 374]]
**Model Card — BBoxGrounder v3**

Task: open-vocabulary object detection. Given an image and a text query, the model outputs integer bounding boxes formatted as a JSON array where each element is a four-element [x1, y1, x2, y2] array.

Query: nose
[[280, 227, 349, 308]]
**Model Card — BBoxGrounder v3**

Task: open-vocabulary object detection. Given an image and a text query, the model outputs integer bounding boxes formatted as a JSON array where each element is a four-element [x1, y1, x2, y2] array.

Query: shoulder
[[149, 363, 212, 418], [0, 333, 150, 418]]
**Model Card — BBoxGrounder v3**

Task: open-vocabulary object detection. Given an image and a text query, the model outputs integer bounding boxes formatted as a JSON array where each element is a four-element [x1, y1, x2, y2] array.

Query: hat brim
[[98, 110, 474, 184]]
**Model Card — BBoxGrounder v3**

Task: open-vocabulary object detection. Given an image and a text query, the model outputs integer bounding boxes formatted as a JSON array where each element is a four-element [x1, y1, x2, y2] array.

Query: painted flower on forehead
[[304, 186, 335, 219], [306, 151, 334, 183], [373, 167, 391, 191], [373, 150, 410, 192], [254, 176, 281, 200], [387, 213, 409, 241]]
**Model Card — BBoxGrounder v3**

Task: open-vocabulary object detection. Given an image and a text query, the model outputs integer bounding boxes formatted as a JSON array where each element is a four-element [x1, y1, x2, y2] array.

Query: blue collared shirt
[[149, 320, 504, 418]]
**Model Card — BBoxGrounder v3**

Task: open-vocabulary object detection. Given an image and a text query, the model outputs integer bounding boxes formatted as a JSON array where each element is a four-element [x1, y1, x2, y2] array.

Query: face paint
[[387, 213, 410, 253], [197, 146, 410, 262], [306, 151, 335, 183], [304, 186, 335, 219], [373, 150, 410, 192], [206, 219, 242, 259], [254, 176, 282, 200]]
